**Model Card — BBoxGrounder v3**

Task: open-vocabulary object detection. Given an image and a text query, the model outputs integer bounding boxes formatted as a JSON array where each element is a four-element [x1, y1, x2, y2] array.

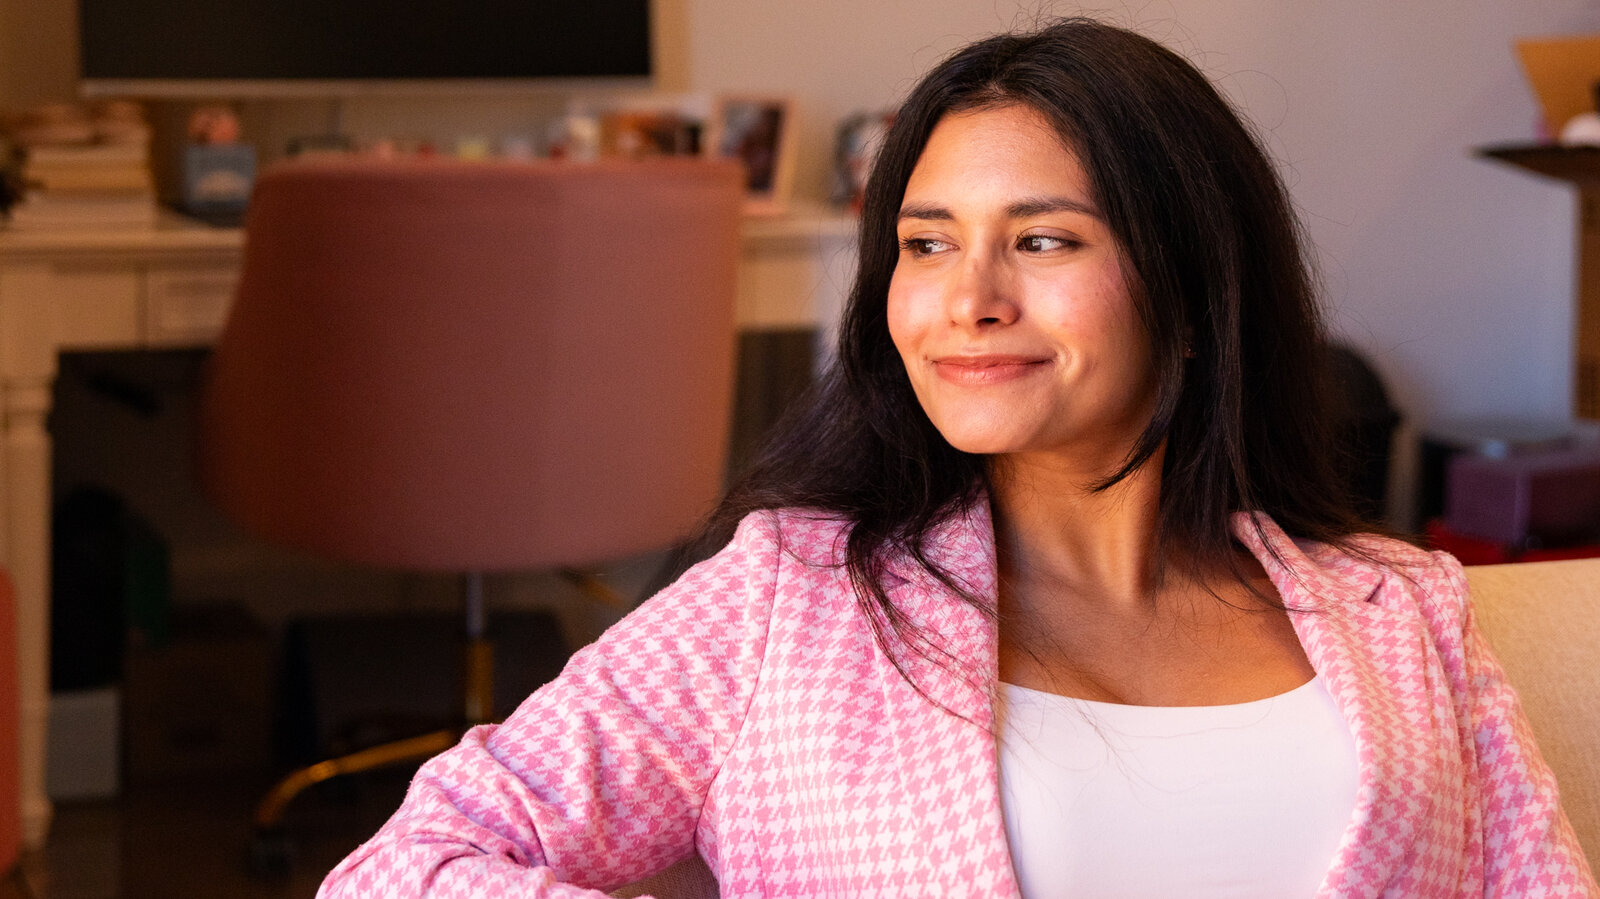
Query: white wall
[[1165, 1, 1597, 426]]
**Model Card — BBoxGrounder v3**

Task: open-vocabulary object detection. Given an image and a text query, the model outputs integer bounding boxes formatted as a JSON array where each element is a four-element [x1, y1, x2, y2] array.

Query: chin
[[933, 428, 1032, 456]]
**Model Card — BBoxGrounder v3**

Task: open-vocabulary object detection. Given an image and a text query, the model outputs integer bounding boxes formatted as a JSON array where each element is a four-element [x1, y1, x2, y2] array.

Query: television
[[78, 0, 653, 97]]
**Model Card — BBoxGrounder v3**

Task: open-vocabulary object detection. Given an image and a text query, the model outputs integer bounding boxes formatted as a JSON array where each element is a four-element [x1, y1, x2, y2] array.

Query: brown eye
[[899, 237, 952, 257], [1018, 235, 1079, 252]]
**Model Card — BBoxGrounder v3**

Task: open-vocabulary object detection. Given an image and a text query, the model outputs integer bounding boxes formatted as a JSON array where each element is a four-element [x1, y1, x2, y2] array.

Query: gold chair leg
[[252, 729, 458, 830], [558, 567, 627, 606], [251, 574, 502, 878]]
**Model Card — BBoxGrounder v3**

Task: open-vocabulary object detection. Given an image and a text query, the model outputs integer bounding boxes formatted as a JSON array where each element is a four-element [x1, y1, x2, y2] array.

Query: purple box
[[1445, 447, 1600, 545]]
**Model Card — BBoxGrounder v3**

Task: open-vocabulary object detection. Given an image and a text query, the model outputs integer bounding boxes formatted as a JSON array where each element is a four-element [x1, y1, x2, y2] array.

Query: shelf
[[1475, 141, 1600, 420], [1478, 143, 1600, 186]]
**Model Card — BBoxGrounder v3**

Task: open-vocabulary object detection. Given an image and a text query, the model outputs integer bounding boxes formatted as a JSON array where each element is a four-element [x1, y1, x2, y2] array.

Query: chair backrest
[[1466, 557, 1600, 875], [200, 157, 744, 571]]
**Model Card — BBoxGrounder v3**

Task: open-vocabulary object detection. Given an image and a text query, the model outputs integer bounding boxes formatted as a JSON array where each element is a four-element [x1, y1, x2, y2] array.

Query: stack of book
[[7, 142, 159, 229]]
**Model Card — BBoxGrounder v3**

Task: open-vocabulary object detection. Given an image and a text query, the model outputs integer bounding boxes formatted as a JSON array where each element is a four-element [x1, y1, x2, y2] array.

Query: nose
[[945, 251, 1019, 330]]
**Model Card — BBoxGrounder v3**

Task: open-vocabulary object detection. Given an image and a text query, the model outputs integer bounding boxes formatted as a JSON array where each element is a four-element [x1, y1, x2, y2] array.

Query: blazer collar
[[1234, 513, 1445, 898]]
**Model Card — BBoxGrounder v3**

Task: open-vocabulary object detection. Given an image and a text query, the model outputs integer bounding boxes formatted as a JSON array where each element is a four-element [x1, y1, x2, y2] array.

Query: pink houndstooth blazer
[[320, 503, 1598, 898]]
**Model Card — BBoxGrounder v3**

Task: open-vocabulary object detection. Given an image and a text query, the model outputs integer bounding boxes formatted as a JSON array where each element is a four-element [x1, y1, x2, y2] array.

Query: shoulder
[[659, 506, 859, 617], [714, 506, 854, 570], [1343, 534, 1472, 636], [564, 508, 858, 699]]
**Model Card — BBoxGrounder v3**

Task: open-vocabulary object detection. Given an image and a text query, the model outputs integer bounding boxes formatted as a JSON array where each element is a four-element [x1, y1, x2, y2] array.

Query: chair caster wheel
[[248, 828, 295, 880]]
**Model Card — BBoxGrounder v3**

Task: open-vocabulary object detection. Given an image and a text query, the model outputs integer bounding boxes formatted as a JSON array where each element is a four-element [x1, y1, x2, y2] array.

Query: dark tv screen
[[79, 0, 651, 84]]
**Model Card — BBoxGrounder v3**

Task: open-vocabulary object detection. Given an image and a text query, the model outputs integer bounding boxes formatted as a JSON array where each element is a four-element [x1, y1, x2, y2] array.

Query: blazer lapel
[[1237, 515, 1447, 899], [877, 501, 1022, 898]]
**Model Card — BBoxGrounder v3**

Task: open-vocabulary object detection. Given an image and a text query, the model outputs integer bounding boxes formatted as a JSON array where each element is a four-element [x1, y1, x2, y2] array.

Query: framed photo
[[707, 95, 796, 216], [832, 109, 894, 211]]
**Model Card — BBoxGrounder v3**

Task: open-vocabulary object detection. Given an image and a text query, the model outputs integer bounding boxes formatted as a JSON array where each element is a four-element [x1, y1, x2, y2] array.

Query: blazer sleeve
[[317, 512, 782, 898], [1434, 553, 1600, 897]]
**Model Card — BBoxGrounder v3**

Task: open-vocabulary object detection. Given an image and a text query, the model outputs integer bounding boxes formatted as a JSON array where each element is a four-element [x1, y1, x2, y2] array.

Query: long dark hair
[[701, 18, 1366, 673]]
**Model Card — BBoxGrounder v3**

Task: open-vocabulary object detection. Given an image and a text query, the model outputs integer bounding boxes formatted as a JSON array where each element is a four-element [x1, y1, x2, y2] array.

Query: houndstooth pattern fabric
[[320, 505, 1597, 898]]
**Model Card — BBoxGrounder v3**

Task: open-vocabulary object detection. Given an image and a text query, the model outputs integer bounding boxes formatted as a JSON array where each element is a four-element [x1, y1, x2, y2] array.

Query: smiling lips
[[931, 354, 1051, 385]]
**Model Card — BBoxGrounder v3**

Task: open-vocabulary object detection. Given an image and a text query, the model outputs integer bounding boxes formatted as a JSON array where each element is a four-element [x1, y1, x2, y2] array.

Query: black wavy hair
[[699, 17, 1367, 680]]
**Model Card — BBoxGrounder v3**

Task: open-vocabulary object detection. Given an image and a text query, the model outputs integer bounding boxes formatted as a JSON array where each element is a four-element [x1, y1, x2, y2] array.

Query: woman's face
[[887, 103, 1157, 471]]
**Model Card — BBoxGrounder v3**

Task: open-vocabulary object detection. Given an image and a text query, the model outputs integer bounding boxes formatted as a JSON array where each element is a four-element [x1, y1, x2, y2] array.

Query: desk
[[0, 207, 856, 848]]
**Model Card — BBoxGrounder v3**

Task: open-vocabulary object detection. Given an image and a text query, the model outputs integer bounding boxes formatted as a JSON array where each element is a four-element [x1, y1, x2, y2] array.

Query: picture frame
[[707, 95, 796, 216], [831, 109, 894, 211]]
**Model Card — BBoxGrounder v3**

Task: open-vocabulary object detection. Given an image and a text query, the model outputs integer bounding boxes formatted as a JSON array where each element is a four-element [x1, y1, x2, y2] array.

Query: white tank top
[[996, 676, 1358, 898]]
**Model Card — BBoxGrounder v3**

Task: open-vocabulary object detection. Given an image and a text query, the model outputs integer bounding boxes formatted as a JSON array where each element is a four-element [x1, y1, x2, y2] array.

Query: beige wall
[[0, 0, 76, 107]]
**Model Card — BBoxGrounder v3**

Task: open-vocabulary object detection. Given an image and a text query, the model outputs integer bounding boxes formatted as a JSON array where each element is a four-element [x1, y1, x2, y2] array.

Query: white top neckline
[[1000, 674, 1323, 721], [996, 673, 1358, 899]]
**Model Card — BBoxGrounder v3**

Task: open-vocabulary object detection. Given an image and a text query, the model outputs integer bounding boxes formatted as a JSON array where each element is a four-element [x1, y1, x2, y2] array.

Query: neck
[[988, 448, 1168, 611]]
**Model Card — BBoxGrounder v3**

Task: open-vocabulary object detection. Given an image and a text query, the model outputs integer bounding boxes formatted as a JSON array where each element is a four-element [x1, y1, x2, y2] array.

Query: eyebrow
[[897, 195, 1103, 223]]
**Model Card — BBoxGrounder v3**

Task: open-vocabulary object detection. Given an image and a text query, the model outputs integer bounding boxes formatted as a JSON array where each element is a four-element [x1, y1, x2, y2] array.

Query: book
[[22, 164, 154, 193], [22, 139, 156, 195], [25, 142, 149, 167], [6, 191, 159, 229]]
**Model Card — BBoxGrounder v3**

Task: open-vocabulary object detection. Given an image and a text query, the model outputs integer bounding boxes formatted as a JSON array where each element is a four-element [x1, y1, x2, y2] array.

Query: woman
[[321, 19, 1596, 898]]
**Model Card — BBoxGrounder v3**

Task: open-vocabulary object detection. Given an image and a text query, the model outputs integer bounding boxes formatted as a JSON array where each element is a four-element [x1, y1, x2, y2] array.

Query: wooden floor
[[5, 769, 413, 899]]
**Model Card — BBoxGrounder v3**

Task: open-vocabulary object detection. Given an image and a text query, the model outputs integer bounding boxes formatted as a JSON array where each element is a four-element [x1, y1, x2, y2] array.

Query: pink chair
[[198, 156, 743, 873]]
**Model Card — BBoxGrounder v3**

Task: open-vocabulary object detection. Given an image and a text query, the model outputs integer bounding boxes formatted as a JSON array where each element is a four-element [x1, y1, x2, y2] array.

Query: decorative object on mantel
[[708, 95, 796, 216], [549, 102, 602, 162], [603, 109, 701, 158], [540, 97, 710, 162], [1516, 34, 1600, 141], [179, 104, 256, 227], [832, 109, 894, 211], [1563, 110, 1600, 147]]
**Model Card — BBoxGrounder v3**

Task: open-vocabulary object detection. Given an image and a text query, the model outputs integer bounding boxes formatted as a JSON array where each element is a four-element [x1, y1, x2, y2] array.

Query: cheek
[[1086, 285, 1157, 395], [1049, 270, 1144, 355], [885, 278, 919, 360]]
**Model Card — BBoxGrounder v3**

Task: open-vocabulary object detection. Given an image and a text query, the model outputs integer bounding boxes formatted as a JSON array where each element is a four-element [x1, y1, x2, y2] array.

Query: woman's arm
[[1438, 555, 1599, 897], [317, 513, 782, 898]]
